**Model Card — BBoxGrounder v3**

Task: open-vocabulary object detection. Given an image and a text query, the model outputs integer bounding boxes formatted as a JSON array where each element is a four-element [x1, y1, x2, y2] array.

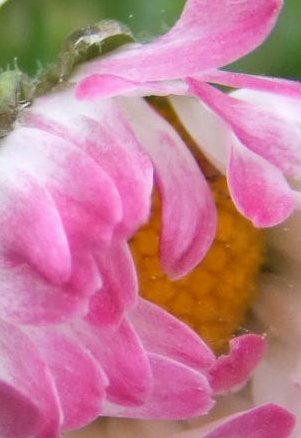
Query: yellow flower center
[[130, 98, 265, 353]]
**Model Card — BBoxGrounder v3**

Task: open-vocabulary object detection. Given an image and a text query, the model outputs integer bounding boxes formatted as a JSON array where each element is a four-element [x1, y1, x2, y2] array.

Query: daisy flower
[[0, 0, 300, 437]]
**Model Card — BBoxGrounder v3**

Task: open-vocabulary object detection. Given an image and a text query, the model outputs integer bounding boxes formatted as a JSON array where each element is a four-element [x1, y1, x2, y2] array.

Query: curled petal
[[87, 241, 138, 327], [117, 97, 217, 279], [130, 298, 215, 371], [227, 144, 295, 227], [26, 326, 108, 431], [209, 335, 266, 394], [103, 352, 214, 420], [1, 127, 122, 246], [72, 319, 152, 407], [187, 79, 301, 177], [76, 0, 283, 85], [0, 263, 91, 324], [25, 91, 153, 237], [0, 321, 61, 438], [0, 166, 71, 285]]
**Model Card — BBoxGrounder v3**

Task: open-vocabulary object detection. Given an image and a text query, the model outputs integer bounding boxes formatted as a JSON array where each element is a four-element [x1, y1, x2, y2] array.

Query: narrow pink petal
[[87, 240, 138, 327], [117, 97, 217, 279], [0, 167, 71, 285], [25, 91, 153, 237], [227, 144, 295, 227], [130, 299, 215, 371], [198, 404, 296, 438], [72, 319, 152, 407], [0, 321, 61, 438], [76, 0, 282, 85], [209, 335, 266, 394], [26, 326, 108, 431], [187, 79, 301, 177], [201, 69, 301, 100], [103, 352, 214, 419], [75, 73, 188, 99]]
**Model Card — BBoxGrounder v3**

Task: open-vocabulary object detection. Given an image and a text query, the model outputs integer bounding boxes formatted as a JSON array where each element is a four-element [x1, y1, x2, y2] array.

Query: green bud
[[0, 70, 34, 137]]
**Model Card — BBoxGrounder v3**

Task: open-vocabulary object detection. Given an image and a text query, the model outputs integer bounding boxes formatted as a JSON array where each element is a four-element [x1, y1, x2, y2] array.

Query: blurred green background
[[0, 0, 300, 79]]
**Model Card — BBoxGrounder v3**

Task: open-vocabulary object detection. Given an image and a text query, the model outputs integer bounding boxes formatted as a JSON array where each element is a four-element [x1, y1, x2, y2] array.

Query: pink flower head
[[0, 76, 269, 437], [0, 0, 299, 437]]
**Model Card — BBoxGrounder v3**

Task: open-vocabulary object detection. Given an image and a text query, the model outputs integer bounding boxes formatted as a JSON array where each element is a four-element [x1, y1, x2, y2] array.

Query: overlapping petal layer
[[0, 0, 299, 435], [116, 97, 217, 278]]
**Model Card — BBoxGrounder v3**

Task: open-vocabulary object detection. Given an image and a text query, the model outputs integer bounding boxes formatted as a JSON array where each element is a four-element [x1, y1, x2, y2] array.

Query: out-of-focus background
[[0, 0, 300, 79]]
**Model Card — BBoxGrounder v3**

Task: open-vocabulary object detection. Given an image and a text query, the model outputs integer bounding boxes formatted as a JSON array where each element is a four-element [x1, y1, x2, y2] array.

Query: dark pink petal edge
[[209, 334, 266, 394]]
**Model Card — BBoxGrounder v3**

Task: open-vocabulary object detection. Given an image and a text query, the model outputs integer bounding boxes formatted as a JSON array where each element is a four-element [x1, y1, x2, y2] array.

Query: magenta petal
[[76, 0, 282, 84], [87, 240, 138, 327], [0, 321, 61, 438], [227, 144, 295, 227], [202, 69, 301, 100], [187, 79, 301, 177], [72, 318, 152, 407], [130, 299, 215, 371], [26, 326, 108, 431], [199, 404, 295, 438], [103, 352, 214, 419], [209, 335, 266, 394], [118, 97, 217, 278]]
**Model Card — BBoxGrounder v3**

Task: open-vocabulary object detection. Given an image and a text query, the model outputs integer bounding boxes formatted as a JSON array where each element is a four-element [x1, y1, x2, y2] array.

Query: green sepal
[[35, 19, 134, 96]]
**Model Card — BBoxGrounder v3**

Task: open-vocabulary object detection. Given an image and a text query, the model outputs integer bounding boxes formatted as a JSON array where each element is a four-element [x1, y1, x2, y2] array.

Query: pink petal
[[87, 241, 138, 327], [72, 319, 152, 407], [198, 404, 296, 438], [227, 144, 295, 227], [169, 95, 230, 173], [0, 167, 71, 285], [187, 79, 301, 177], [26, 326, 108, 431], [75, 73, 188, 99], [25, 91, 153, 237], [0, 321, 61, 438], [201, 69, 301, 100], [0, 262, 92, 324], [103, 352, 214, 419], [209, 335, 266, 394], [117, 97, 217, 278], [76, 0, 282, 86], [1, 126, 123, 247], [130, 298, 215, 371]]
